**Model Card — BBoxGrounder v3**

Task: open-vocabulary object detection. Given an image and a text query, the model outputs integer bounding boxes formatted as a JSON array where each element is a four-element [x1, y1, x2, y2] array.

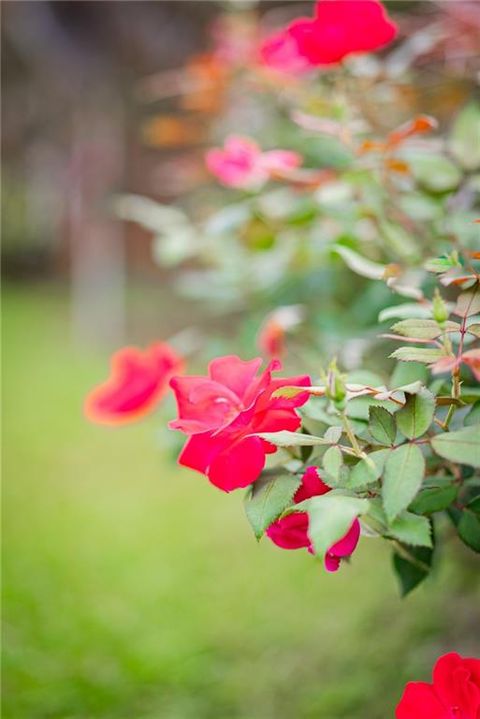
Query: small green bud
[[432, 288, 449, 325], [325, 358, 347, 405]]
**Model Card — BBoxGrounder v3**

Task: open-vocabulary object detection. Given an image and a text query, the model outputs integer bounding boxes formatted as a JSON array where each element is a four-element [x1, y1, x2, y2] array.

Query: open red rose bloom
[[396, 652, 480, 719], [260, 0, 397, 72], [267, 467, 360, 572], [169, 355, 310, 492], [85, 343, 184, 425]]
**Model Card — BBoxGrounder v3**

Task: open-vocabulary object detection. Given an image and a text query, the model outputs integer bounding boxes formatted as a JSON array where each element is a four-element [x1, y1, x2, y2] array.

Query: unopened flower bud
[[433, 289, 449, 325]]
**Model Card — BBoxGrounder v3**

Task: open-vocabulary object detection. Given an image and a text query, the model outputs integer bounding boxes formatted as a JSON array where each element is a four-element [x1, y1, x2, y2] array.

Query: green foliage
[[410, 479, 458, 515], [382, 444, 426, 522], [389, 347, 444, 364], [256, 430, 332, 448], [396, 388, 435, 440], [431, 427, 480, 468], [322, 446, 344, 486], [392, 544, 434, 597], [369, 406, 396, 446], [387, 513, 432, 548], [403, 152, 461, 192], [455, 285, 480, 318], [349, 455, 381, 489], [245, 472, 302, 540], [449, 102, 480, 171], [391, 319, 459, 340], [246, 250, 479, 594], [457, 511, 480, 553], [295, 494, 370, 557]]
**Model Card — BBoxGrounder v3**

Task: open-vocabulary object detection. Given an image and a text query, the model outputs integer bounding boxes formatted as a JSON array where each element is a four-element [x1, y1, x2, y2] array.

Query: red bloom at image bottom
[[266, 467, 360, 572], [169, 355, 311, 492], [396, 652, 480, 719], [85, 343, 184, 425]]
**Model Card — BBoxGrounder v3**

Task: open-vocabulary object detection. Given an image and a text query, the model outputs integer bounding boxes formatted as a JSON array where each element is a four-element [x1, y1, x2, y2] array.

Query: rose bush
[[89, 0, 480, 590], [86, 1, 480, 712]]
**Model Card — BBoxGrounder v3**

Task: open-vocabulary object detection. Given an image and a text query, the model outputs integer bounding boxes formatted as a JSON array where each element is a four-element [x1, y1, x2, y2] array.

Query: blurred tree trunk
[[67, 96, 126, 349]]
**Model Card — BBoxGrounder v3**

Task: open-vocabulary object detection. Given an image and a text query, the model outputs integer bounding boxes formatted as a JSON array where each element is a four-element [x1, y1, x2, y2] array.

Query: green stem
[[391, 540, 431, 573], [341, 412, 363, 457]]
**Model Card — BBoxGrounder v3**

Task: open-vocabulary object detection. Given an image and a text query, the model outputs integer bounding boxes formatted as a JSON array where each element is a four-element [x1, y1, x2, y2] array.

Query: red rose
[[85, 343, 183, 425], [260, 0, 397, 73], [396, 653, 480, 719], [267, 467, 360, 571], [169, 355, 310, 492]]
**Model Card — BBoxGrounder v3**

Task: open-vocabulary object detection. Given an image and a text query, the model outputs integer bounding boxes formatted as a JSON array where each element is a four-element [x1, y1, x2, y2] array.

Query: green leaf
[[424, 255, 459, 274], [333, 245, 386, 280], [244, 473, 301, 540], [379, 303, 433, 322], [467, 494, 480, 515], [405, 151, 461, 192], [324, 426, 343, 443], [449, 102, 480, 170], [255, 431, 332, 448], [467, 323, 480, 339], [272, 385, 313, 399], [391, 319, 459, 340], [410, 484, 457, 515], [349, 455, 379, 489], [387, 512, 432, 548], [396, 388, 436, 440], [390, 362, 429, 389], [369, 448, 391, 475], [431, 427, 480, 468], [349, 449, 389, 491], [392, 544, 434, 596], [369, 406, 396, 445], [454, 284, 480, 318], [322, 446, 343, 484], [464, 402, 480, 427], [295, 494, 370, 557], [458, 511, 480, 552], [389, 347, 444, 364], [383, 443, 426, 522]]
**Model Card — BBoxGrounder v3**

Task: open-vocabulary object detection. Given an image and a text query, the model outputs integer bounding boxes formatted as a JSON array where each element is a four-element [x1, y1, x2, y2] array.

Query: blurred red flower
[[205, 135, 302, 189], [85, 343, 183, 425], [169, 355, 310, 491], [257, 305, 304, 359], [396, 652, 480, 719], [267, 467, 360, 571], [258, 318, 285, 359], [260, 0, 397, 73]]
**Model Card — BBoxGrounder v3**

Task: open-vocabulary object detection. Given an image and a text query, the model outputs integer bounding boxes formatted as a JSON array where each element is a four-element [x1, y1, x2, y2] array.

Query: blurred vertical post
[[67, 96, 126, 349]]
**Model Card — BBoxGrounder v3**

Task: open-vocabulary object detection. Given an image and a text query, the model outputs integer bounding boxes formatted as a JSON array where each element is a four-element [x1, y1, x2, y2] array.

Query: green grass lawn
[[2, 284, 479, 719]]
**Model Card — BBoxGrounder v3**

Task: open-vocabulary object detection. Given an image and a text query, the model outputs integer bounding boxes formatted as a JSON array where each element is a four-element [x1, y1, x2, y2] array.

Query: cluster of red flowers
[[85, 349, 362, 570]]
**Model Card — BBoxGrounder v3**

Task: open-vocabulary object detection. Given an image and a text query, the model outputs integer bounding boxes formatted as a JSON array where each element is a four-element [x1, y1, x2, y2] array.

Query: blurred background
[[2, 2, 480, 718]]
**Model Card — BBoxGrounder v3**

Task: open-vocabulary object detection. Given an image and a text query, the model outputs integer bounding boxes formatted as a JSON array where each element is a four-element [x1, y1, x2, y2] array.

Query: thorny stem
[[391, 540, 431, 573], [441, 310, 469, 430]]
